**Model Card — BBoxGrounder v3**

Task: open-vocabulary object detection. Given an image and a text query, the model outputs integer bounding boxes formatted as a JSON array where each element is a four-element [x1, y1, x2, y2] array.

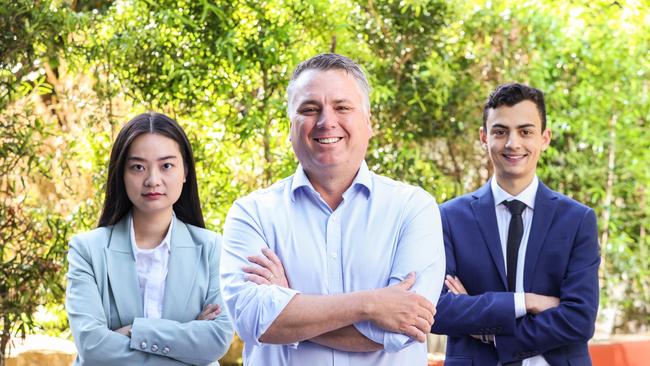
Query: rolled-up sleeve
[[354, 189, 446, 352], [220, 199, 300, 345]]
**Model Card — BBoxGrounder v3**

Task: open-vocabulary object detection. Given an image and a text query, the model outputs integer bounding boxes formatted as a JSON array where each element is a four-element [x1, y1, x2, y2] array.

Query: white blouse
[[129, 215, 172, 319]]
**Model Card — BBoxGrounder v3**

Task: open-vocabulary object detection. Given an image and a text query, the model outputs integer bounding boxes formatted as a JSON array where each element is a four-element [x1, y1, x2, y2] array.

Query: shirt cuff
[[514, 292, 526, 318], [354, 321, 413, 353]]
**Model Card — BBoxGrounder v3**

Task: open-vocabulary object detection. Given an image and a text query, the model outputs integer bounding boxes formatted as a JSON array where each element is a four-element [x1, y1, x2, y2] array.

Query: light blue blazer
[[66, 214, 233, 365]]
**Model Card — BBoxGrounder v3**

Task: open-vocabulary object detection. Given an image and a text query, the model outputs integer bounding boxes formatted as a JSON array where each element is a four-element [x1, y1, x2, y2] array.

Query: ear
[[479, 126, 488, 148], [541, 128, 552, 151]]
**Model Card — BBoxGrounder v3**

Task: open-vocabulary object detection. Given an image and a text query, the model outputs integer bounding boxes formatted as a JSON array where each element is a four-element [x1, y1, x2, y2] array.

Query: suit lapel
[[470, 182, 508, 290], [524, 182, 558, 291], [162, 217, 200, 320], [105, 216, 143, 326]]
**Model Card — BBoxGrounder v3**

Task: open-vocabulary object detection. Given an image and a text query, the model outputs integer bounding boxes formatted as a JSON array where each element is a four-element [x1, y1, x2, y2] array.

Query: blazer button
[[151, 344, 159, 352], [162, 346, 170, 354], [140, 341, 147, 350]]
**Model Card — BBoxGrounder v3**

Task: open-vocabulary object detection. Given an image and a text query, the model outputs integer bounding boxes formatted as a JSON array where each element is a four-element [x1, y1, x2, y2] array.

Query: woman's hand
[[243, 248, 290, 288], [114, 324, 132, 337], [196, 303, 222, 321]]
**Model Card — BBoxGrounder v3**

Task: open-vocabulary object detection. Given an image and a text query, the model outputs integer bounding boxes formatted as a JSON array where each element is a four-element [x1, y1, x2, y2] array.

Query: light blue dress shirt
[[220, 161, 445, 366]]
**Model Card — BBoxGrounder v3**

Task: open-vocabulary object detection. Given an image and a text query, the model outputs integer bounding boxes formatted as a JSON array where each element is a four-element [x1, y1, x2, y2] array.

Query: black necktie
[[503, 200, 527, 292]]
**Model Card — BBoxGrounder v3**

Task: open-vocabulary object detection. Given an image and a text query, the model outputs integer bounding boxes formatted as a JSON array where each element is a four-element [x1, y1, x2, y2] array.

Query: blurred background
[[1, 0, 648, 365]]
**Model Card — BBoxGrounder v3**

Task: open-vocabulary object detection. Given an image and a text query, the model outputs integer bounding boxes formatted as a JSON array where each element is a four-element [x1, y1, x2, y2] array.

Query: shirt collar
[[490, 175, 538, 210], [290, 160, 373, 202], [130, 212, 174, 257]]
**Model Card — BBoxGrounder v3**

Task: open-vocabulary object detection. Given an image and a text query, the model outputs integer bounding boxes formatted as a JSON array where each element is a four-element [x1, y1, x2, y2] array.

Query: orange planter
[[589, 339, 650, 366]]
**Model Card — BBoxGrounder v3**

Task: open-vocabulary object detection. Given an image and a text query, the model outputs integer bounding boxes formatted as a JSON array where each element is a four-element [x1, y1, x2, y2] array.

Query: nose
[[505, 133, 521, 149], [316, 106, 338, 129], [144, 169, 161, 187]]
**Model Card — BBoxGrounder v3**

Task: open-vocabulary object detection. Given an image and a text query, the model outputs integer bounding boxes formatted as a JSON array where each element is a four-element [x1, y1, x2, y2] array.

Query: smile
[[314, 137, 342, 144], [502, 154, 527, 162]]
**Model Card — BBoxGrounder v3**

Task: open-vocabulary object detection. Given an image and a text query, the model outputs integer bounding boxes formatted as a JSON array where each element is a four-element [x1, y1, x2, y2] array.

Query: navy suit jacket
[[431, 180, 600, 366]]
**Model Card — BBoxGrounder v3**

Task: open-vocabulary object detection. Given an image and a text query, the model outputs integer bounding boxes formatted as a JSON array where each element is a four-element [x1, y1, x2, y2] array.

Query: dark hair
[[97, 113, 205, 228], [482, 83, 547, 130], [287, 53, 371, 114]]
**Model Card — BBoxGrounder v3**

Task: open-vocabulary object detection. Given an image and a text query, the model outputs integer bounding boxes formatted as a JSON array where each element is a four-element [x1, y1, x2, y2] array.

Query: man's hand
[[196, 303, 222, 320], [243, 248, 290, 288], [525, 293, 560, 314], [114, 324, 132, 337], [445, 275, 468, 295], [366, 272, 436, 343]]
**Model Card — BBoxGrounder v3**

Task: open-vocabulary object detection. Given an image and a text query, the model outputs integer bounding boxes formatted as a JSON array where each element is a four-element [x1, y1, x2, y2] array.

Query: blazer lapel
[[470, 182, 508, 290], [105, 216, 143, 326], [524, 182, 558, 291], [162, 217, 200, 320]]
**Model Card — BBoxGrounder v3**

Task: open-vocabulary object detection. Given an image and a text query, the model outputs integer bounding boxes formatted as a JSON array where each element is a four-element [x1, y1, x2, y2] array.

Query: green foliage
[[0, 2, 648, 356]]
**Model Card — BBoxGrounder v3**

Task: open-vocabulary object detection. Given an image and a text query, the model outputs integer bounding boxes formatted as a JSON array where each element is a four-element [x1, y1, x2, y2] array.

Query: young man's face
[[289, 69, 372, 174], [480, 100, 551, 187]]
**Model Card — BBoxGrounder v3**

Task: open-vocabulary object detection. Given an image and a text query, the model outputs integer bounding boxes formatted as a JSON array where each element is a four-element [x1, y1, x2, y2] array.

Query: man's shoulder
[[236, 176, 293, 202], [371, 172, 435, 203], [543, 184, 594, 214]]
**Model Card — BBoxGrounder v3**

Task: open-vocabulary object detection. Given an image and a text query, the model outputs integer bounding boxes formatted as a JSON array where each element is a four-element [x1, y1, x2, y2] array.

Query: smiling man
[[220, 53, 445, 365], [431, 83, 600, 366]]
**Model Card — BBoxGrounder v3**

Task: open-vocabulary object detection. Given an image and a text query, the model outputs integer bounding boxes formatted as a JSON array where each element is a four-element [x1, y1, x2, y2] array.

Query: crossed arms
[[220, 196, 446, 353]]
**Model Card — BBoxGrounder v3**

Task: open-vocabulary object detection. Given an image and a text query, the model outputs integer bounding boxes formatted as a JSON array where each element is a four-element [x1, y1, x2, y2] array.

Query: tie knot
[[503, 199, 527, 215]]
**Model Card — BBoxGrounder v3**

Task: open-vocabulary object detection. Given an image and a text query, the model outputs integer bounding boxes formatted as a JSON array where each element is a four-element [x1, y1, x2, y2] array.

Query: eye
[[493, 129, 507, 136], [162, 162, 174, 170], [521, 129, 534, 136], [336, 105, 352, 111], [299, 106, 319, 115], [130, 164, 145, 171]]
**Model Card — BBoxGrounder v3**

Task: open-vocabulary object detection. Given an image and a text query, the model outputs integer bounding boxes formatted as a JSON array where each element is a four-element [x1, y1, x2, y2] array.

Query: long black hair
[[97, 113, 205, 228]]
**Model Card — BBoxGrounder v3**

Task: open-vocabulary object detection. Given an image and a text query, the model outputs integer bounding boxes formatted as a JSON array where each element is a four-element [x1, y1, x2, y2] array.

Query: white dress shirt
[[221, 161, 446, 366], [129, 215, 172, 319], [491, 176, 550, 366]]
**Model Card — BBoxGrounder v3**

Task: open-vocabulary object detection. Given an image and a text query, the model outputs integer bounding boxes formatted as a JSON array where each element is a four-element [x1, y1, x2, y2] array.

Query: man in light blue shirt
[[220, 53, 446, 366]]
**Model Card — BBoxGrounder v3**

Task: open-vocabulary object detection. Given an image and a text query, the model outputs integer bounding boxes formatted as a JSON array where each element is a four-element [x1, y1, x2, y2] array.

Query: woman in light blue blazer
[[66, 113, 233, 365]]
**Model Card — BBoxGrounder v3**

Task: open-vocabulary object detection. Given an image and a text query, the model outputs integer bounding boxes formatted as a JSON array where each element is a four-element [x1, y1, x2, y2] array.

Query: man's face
[[289, 69, 372, 174], [480, 100, 551, 185]]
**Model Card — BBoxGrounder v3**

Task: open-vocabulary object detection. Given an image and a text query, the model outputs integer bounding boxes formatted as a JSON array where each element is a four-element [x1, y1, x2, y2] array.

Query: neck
[[132, 208, 172, 249], [305, 167, 358, 210], [495, 174, 535, 196]]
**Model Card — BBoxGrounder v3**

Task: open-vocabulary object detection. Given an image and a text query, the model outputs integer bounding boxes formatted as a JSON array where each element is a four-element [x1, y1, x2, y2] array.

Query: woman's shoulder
[[70, 226, 112, 246], [182, 221, 221, 247]]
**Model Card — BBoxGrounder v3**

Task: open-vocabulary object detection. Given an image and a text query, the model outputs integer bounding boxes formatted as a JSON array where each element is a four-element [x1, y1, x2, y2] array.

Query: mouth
[[502, 153, 527, 163], [142, 192, 164, 197], [314, 137, 342, 144]]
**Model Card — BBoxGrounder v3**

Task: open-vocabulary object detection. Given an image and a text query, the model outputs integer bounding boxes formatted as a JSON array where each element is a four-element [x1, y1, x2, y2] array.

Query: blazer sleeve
[[495, 208, 600, 364], [431, 204, 517, 337], [129, 234, 234, 365], [66, 235, 186, 366]]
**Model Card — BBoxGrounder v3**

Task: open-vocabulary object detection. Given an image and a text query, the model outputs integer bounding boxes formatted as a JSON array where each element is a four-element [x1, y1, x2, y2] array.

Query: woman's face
[[123, 133, 186, 217]]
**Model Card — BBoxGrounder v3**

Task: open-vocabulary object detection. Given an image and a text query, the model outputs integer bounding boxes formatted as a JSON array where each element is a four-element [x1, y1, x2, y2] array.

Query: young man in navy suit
[[431, 83, 600, 366]]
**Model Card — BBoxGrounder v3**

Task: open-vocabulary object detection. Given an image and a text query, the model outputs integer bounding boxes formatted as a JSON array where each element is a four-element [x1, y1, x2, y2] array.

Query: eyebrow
[[297, 98, 353, 107], [126, 155, 179, 162], [491, 123, 537, 129]]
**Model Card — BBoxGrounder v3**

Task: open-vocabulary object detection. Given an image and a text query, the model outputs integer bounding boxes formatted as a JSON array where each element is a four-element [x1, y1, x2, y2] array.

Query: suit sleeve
[[354, 189, 446, 352], [495, 208, 600, 364], [66, 236, 186, 366], [430, 204, 517, 337], [129, 235, 234, 365]]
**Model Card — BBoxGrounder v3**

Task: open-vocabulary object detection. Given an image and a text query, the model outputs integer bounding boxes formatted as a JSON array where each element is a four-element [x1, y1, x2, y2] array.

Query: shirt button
[[162, 346, 170, 354], [331, 252, 337, 259], [140, 341, 147, 350], [151, 344, 159, 352]]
